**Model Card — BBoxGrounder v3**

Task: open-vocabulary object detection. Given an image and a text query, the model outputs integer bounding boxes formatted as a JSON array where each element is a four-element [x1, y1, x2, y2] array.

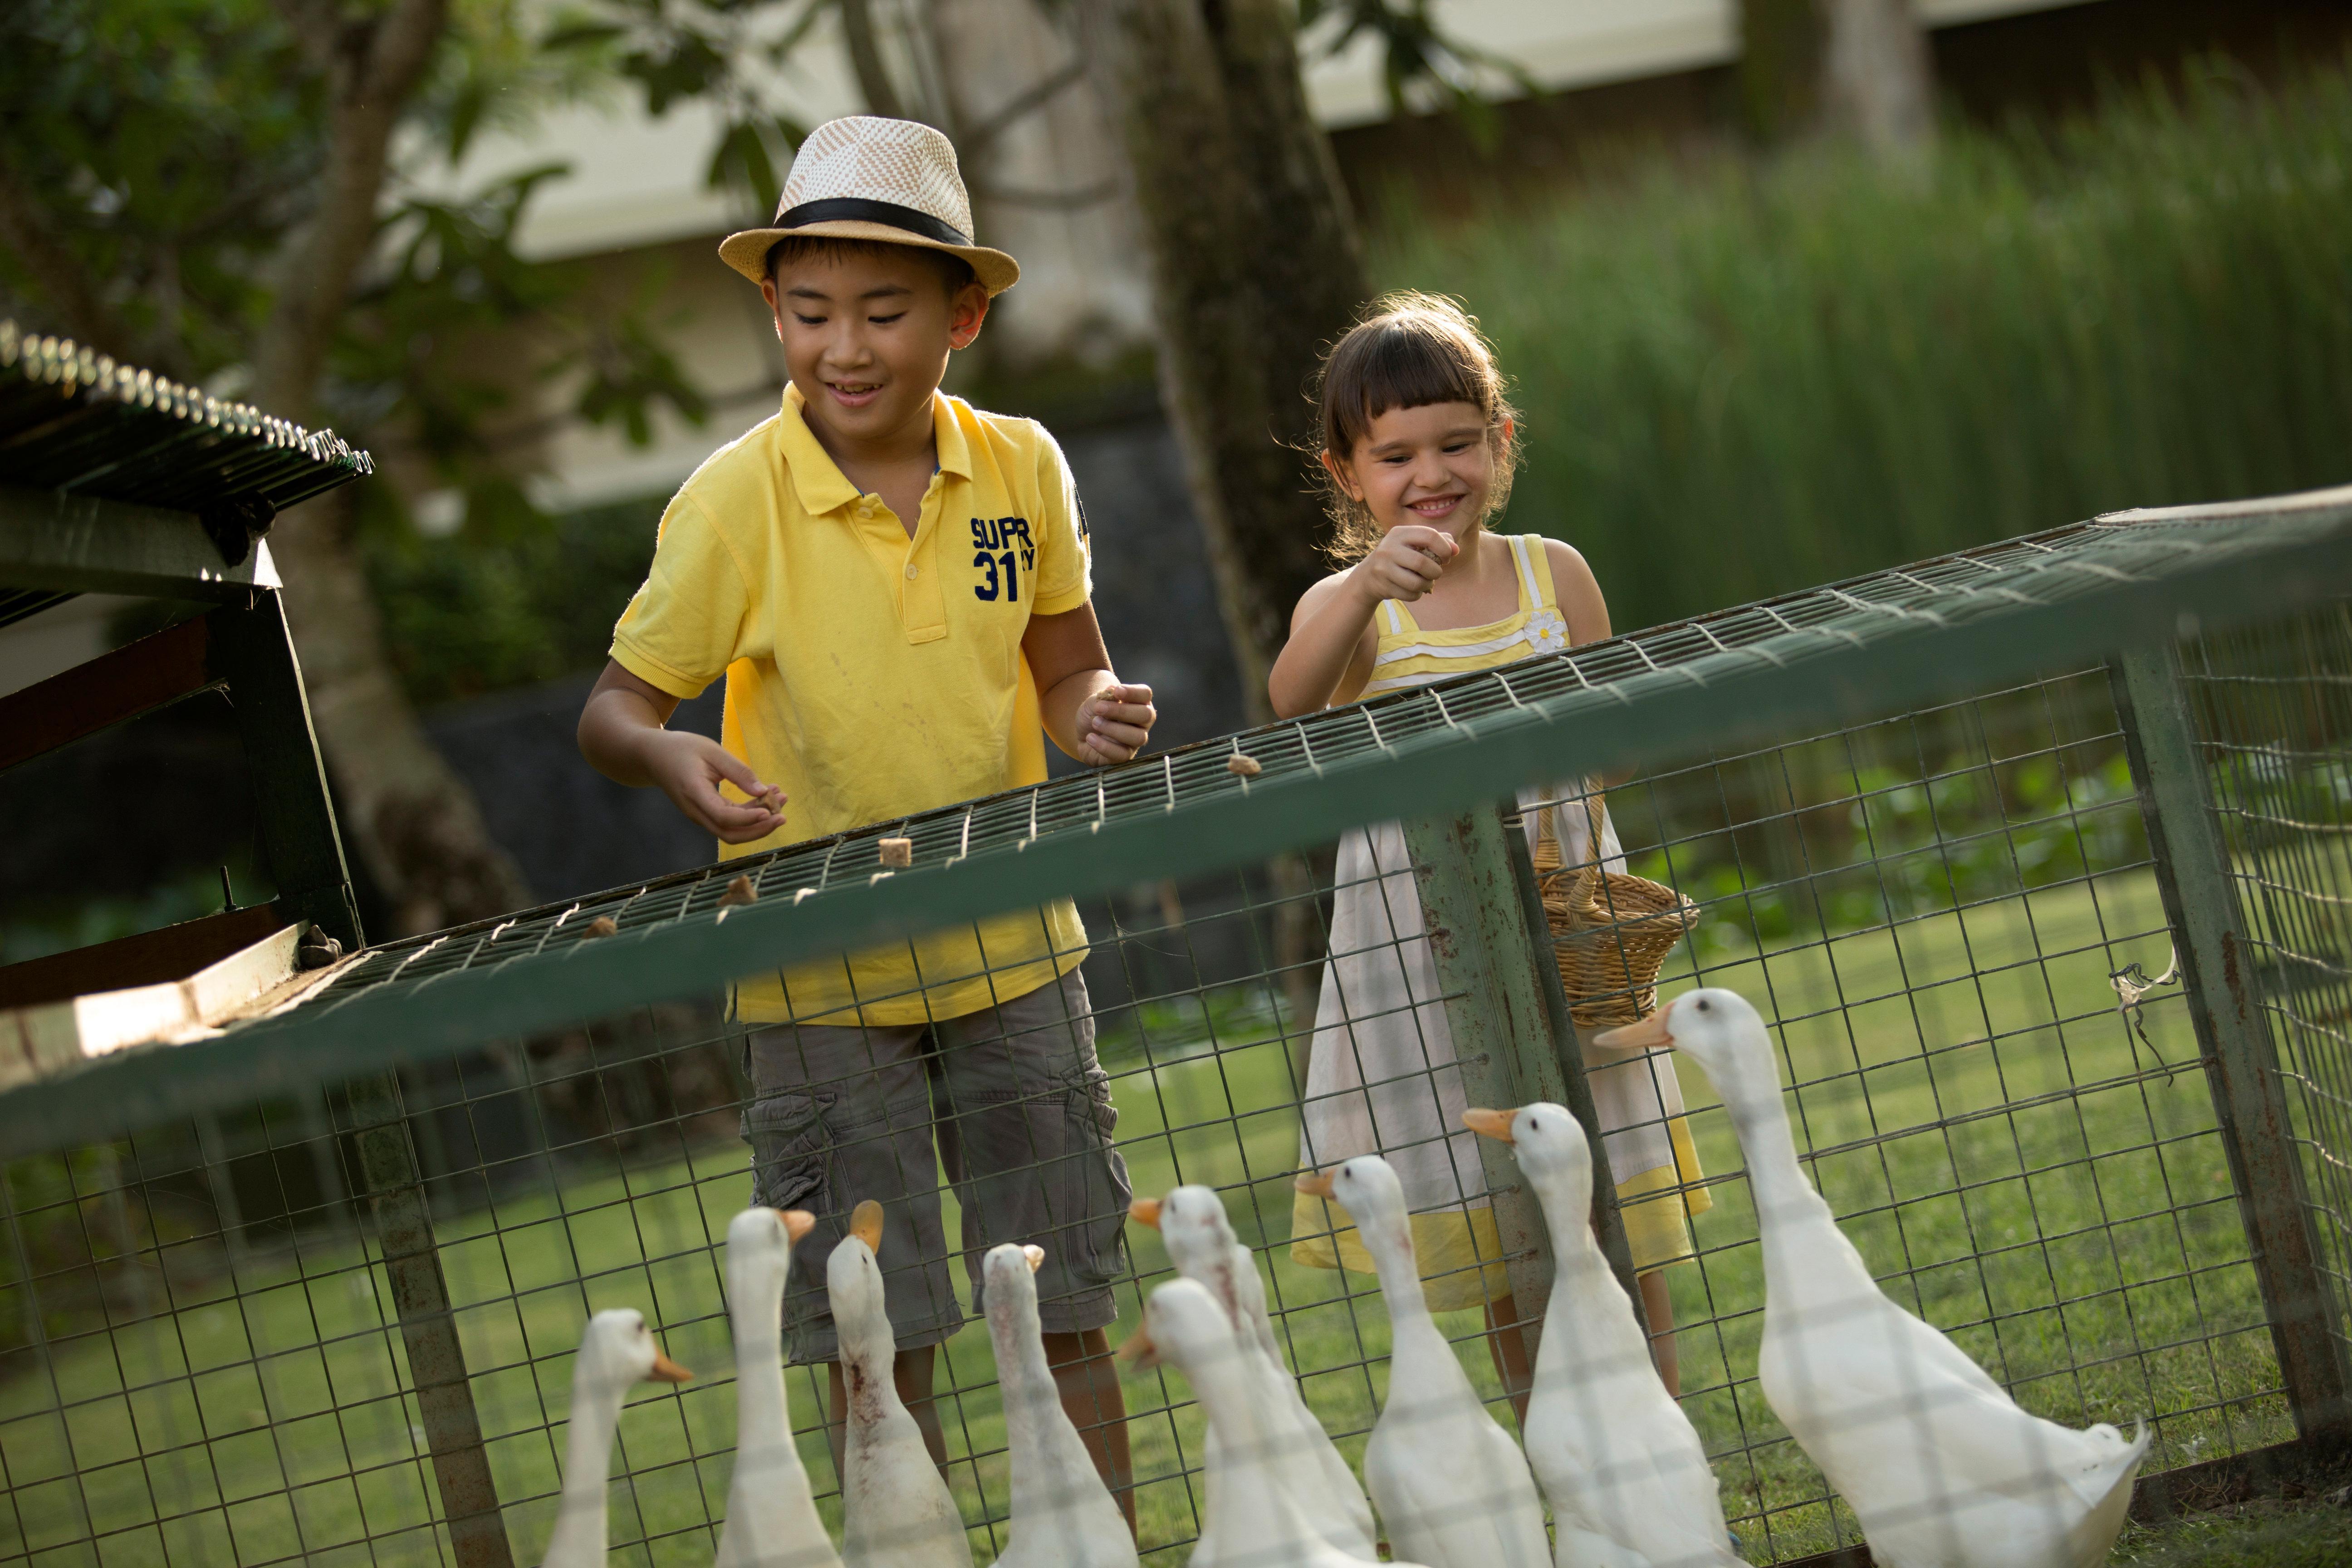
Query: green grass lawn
[[0, 870, 2297, 1568]]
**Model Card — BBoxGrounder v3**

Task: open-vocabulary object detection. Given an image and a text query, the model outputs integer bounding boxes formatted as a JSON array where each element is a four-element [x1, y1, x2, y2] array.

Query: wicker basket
[[1530, 794, 1700, 1029]]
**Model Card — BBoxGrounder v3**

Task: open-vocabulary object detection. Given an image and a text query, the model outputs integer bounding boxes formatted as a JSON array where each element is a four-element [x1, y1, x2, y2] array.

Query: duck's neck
[[1187, 1342, 1316, 1552], [730, 1283, 796, 1479], [545, 1371, 625, 1565], [1352, 1206, 1436, 1337], [1217, 1238, 1284, 1362], [989, 1289, 1088, 1516], [1720, 1071, 1850, 1298], [839, 1320, 909, 1426]]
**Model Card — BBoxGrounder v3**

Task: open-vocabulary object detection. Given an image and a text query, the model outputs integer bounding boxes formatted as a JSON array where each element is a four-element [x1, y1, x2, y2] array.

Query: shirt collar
[[779, 384, 970, 514]]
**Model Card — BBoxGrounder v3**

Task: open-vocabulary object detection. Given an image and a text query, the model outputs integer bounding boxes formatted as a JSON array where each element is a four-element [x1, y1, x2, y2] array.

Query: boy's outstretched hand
[[1076, 682, 1157, 766], [578, 662, 787, 843], [643, 730, 789, 843]]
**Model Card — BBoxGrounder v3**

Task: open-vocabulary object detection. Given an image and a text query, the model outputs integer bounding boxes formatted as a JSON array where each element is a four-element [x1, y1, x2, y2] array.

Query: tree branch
[[967, 176, 1120, 211], [958, 56, 1086, 165], [0, 150, 186, 377], [254, 0, 449, 417], [837, 0, 906, 120]]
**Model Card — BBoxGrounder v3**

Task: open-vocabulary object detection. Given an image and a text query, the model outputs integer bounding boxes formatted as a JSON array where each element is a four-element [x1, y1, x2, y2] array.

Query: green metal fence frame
[[9, 487, 2352, 1564]]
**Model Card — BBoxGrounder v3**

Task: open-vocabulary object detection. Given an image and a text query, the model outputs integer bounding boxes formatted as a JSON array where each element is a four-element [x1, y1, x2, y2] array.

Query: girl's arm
[[1546, 538, 1611, 647], [1269, 525, 1459, 718], [1269, 572, 1379, 718], [1544, 538, 1632, 787]]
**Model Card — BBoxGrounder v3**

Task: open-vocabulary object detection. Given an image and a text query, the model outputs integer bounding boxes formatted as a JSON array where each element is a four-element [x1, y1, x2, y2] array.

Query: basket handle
[[1538, 791, 1611, 920]]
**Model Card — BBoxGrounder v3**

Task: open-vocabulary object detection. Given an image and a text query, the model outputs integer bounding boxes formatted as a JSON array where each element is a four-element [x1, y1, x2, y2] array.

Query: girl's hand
[[1352, 525, 1457, 604]]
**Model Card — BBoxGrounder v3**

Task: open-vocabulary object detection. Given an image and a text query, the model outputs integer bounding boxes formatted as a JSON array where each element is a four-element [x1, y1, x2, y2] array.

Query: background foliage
[[1383, 53, 2352, 635]]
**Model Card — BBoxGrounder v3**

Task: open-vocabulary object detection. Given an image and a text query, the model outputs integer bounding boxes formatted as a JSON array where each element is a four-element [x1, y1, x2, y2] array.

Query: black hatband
[[777, 197, 969, 248]]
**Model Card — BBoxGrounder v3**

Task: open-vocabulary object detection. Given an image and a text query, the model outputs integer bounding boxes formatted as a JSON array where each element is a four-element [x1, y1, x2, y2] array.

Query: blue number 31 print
[[972, 549, 1021, 602]]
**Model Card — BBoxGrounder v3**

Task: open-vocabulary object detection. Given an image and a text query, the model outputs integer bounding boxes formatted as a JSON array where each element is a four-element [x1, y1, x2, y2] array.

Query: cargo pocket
[[1058, 1068, 1131, 1288], [742, 1093, 830, 1215]]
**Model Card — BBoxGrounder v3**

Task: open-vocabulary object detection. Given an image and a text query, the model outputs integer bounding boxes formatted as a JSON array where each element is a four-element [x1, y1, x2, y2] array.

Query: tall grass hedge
[[1377, 56, 2352, 632]]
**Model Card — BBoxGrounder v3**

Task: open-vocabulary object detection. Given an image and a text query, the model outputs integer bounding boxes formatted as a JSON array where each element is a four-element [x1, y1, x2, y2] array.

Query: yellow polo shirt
[[610, 386, 1091, 1025]]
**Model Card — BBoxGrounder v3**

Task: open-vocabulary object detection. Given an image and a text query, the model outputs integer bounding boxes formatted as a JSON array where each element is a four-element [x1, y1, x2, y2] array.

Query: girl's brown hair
[[1312, 291, 1520, 563]]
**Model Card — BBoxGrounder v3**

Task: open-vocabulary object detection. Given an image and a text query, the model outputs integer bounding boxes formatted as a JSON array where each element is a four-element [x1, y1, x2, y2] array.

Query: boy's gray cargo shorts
[[740, 967, 1130, 1362]]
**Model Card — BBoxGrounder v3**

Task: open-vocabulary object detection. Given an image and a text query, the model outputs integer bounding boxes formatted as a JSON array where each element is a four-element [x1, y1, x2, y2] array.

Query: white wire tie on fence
[[2110, 945, 2183, 1084]]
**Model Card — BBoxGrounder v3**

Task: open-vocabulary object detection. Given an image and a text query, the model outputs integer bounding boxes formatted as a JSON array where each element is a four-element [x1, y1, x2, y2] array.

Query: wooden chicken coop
[[3, 319, 2350, 1567]]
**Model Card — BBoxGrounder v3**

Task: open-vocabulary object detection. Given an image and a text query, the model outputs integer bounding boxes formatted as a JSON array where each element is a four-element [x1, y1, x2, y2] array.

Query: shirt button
[[905, 563, 918, 579]]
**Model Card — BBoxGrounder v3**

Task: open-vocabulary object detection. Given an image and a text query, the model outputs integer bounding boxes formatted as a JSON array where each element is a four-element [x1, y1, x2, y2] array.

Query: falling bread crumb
[[879, 837, 914, 867], [1226, 754, 1263, 778], [719, 875, 758, 907], [583, 916, 618, 938]]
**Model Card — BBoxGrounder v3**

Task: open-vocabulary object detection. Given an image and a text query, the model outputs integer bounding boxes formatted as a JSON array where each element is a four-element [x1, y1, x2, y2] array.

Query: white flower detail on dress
[[1524, 608, 1569, 653]]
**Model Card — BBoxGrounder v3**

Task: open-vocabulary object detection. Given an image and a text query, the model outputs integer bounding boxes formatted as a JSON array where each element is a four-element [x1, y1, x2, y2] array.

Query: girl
[[1273, 292, 1708, 1404]]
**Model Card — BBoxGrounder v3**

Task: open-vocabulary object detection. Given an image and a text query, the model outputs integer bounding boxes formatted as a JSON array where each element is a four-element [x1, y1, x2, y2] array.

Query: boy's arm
[[578, 662, 786, 842], [1023, 603, 1157, 765]]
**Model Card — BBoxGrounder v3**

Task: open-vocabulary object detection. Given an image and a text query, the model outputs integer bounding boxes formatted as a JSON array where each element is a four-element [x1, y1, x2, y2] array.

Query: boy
[[577, 117, 1154, 1509]]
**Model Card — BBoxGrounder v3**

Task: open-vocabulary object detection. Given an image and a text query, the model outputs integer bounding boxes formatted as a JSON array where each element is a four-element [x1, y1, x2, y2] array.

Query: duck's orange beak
[[1023, 1244, 1045, 1273], [848, 1199, 885, 1252], [1592, 1011, 1674, 1052], [1292, 1170, 1335, 1198], [1116, 1324, 1161, 1368], [649, 1350, 693, 1384], [1462, 1107, 1517, 1142], [781, 1209, 815, 1242], [1128, 1197, 1162, 1230]]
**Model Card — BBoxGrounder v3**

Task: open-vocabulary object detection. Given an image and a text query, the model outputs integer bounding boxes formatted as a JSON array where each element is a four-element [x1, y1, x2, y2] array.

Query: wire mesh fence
[[6, 499, 2352, 1568]]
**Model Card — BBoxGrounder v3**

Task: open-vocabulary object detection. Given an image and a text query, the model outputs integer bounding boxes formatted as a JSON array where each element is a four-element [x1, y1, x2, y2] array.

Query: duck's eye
[[1695, 998, 1712, 1011]]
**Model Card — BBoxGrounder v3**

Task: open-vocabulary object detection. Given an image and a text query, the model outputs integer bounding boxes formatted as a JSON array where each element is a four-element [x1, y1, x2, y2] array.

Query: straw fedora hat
[[719, 116, 1019, 296]]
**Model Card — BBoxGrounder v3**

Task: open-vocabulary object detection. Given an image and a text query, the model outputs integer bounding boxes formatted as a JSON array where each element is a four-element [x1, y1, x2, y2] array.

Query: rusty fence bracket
[[2110, 638, 2352, 1440]]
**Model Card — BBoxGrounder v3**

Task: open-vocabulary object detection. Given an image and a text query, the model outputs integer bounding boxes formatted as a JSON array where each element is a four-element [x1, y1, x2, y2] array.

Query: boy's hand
[[642, 729, 787, 843], [1352, 525, 1456, 604], [1077, 682, 1156, 766]]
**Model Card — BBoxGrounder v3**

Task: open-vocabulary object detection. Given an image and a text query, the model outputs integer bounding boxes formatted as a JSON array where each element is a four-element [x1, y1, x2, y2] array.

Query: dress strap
[[1518, 533, 1560, 609], [1379, 598, 1410, 637], [1504, 533, 1543, 613]]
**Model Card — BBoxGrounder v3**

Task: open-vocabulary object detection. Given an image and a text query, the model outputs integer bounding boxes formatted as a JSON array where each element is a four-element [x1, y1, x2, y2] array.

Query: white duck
[[540, 1308, 691, 1568], [1597, 989, 2149, 1568], [979, 1242, 1137, 1568], [719, 1207, 842, 1568], [1463, 1105, 1736, 1568], [1121, 1278, 1428, 1568], [1294, 1157, 1548, 1568], [1132, 1187, 1376, 1558], [829, 1200, 973, 1568]]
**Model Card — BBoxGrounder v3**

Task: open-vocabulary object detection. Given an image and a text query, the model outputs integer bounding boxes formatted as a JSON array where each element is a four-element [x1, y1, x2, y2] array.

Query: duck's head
[[1463, 1103, 1592, 1210], [981, 1241, 1047, 1315], [1116, 1276, 1235, 1378], [824, 1199, 891, 1334], [1594, 987, 1779, 1111], [1130, 1185, 1236, 1280], [725, 1206, 815, 1306], [576, 1308, 692, 1396], [1293, 1154, 1405, 1232]]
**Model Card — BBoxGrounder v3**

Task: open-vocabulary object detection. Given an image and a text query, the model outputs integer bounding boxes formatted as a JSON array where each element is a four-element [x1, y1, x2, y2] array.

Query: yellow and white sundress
[[1290, 534, 1710, 1313]]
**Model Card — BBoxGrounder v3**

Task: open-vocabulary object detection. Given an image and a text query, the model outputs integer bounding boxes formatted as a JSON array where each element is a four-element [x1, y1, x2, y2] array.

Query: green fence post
[[1401, 802, 1639, 1337], [347, 1073, 517, 1568], [1496, 801, 1646, 1321], [2110, 638, 2352, 1441]]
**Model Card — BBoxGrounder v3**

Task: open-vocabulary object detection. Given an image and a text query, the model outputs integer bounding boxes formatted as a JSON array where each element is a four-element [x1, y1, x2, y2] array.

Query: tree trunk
[[1078, 0, 1368, 726], [253, 0, 529, 935], [1821, 0, 1935, 154], [1741, 0, 1934, 156]]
